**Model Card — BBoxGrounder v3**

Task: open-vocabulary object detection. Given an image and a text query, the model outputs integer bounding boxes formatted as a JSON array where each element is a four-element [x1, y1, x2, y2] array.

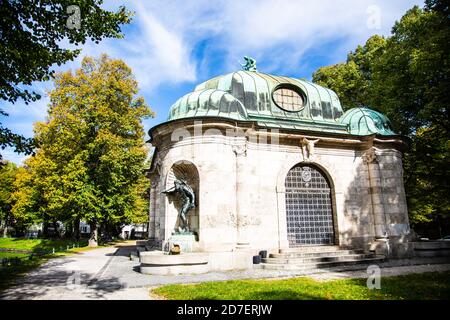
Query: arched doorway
[[165, 160, 200, 237], [285, 164, 335, 246]]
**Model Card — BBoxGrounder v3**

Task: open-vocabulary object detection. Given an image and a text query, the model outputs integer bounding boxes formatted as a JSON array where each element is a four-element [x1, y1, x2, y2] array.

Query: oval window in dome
[[272, 85, 306, 112], [272, 84, 306, 112]]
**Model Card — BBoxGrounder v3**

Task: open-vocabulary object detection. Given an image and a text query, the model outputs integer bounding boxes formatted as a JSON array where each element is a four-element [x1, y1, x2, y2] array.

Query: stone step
[[263, 254, 376, 264], [270, 249, 364, 259], [279, 246, 341, 253], [259, 256, 385, 271]]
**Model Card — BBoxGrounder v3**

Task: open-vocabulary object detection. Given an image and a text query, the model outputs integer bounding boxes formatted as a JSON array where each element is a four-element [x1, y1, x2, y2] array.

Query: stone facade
[[146, 69, 412, 265], [148, 118, 411, 258]]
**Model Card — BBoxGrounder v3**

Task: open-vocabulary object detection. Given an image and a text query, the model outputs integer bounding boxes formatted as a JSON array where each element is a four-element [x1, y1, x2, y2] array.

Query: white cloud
[[65, 1, 199, 93], [34, 0, 423, 91], [130, 2, 197, 85], [1, 0, 423, 165], [216, 0, 422, 71], [97, 0, 422, 77]]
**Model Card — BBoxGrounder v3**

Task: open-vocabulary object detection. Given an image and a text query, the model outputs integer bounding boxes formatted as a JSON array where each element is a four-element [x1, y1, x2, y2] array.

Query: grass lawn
[[0, 252, 30, 259], [0, 238, 88, 252], [152, 271, 450, 300]]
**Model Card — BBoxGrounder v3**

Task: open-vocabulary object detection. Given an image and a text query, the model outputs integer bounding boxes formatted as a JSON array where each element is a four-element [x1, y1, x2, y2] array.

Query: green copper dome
[[168, 71, 349, 134], [339, 107, 396, 136], [164, 70, 397, 136]]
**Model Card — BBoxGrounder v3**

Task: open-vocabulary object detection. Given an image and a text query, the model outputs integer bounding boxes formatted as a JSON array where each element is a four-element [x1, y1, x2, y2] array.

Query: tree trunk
[[52, 220, 60, 238], [74, 218, 80, 240], [98, 224, 103, 244], [2, 214, 8, 238], [2, 222, 7, 238], [89, 222, 98, 247], [43, 221, 49, 238], [65, 221, 72, 238]]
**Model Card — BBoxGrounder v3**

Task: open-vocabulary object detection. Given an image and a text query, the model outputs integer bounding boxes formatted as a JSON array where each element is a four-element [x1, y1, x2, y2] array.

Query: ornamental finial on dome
[[240, 56, 257, 71]]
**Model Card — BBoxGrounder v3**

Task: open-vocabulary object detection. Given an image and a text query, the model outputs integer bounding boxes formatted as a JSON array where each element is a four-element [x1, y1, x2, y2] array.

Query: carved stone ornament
[[362, 148, 377, 164], [300, 137, 320, 160], [301, 167, 312, 182], [152, 148, 168, 175], [232, 143, 247, 156]]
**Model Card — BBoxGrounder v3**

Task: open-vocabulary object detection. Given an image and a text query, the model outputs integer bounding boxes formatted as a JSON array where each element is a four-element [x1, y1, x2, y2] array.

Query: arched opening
[[285, 164, 335, 246], [165, 160, 200, 237]]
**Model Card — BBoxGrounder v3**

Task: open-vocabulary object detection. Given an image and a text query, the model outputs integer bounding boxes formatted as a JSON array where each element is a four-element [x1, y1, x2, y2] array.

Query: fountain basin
[[139, 251, 209, 275]]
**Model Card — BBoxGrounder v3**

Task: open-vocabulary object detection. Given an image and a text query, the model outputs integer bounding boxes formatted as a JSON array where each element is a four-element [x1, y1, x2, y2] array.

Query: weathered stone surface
[[139, 252, 208, 265], [148, 121, 411, 261]]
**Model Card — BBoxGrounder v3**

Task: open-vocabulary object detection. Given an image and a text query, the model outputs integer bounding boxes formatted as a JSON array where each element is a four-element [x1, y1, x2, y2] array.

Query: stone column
[[153, 175, 164, 242], [148, 180, 158, 240], [232, 142, 249, 248], [363, 148, 387, 238], [363, 148, 390, 255]]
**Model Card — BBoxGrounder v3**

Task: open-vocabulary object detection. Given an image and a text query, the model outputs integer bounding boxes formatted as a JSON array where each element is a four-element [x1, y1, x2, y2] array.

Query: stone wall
[[148, 120, 411, 257]]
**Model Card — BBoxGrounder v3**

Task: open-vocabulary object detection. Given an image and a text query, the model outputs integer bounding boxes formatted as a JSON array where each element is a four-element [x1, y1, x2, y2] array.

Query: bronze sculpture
[[162, 179, 195, 233], [241, 56, 257, 72]]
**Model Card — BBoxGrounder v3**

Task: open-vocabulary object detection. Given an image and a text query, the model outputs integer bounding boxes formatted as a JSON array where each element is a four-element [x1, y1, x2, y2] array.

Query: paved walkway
[[1, 243, 449, 300], [0, 244, 154, 300]]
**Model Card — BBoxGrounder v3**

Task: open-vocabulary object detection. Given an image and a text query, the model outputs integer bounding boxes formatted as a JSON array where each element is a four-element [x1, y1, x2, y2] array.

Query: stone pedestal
[[166, 233, 197, 253], [140, 252, 209, 275], [370, 237, 390, 256]]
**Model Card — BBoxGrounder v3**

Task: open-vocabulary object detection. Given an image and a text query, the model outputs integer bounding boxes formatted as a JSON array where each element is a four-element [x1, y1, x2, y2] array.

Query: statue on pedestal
[[162, 179, 195, 233], [240, 56, 257, 72]]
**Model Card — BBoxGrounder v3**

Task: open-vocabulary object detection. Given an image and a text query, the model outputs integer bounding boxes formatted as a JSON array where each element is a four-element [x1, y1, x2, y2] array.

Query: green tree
[[0, 0, 132, 159], [0, 161, 18, 237], [373, 2, 449, 234], [11, 164, 42, 236], [312, 1, 449, 236], [313, 35, 386, 110], [13, 55, 153, 246]]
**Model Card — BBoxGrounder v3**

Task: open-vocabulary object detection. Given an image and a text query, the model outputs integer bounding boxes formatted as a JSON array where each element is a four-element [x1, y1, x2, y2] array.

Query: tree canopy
[[312, 0, 449, 236], [0, 161, 18, 236], [0, 0, 132, 159], [11, 55, 153, 245]]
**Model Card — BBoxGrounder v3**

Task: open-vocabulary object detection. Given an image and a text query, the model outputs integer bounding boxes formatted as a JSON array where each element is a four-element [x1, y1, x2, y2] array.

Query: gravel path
[[1, 243, 449, 300]]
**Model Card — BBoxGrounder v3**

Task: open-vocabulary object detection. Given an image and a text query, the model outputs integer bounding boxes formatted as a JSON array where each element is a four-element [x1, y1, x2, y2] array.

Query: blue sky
[[1, 0, 422, 165]]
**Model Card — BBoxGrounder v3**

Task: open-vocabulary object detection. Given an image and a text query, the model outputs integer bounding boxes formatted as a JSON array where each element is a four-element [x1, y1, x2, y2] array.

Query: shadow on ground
[[0, 247, 130, 300]]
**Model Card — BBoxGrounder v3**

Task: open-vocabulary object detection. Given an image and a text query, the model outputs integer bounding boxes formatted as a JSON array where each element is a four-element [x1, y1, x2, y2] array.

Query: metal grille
[[273, 88, 304, 112], [285, 165, 334, 246]]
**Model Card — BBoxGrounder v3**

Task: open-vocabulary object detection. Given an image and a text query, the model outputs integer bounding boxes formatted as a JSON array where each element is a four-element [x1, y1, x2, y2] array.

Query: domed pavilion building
[[145, 65, 413, 272]]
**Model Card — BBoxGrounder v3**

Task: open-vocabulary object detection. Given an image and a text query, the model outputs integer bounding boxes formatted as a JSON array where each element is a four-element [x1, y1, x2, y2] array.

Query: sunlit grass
[[152, 271, 450, 300], [0, 238, 88, 252], [0, 252, 30, 259]]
